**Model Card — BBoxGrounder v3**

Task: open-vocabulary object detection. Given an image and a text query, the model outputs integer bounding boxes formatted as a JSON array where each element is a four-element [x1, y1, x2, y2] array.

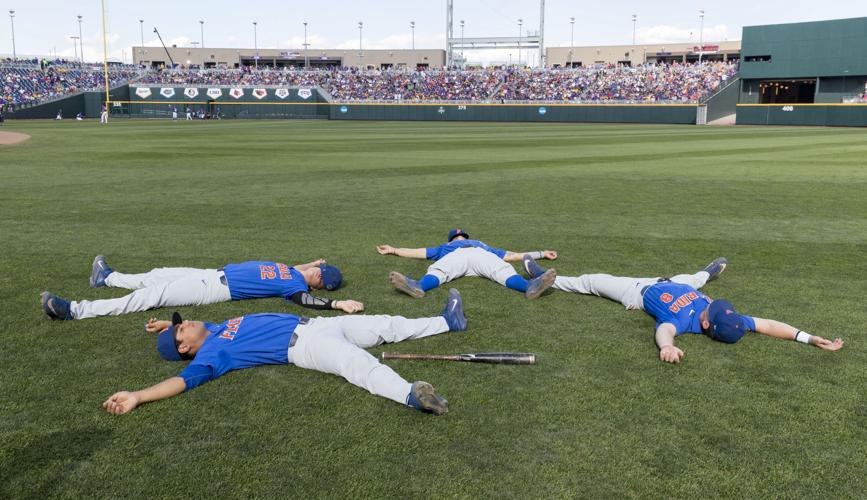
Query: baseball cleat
[[407, 381, 449, 415], [441, 288, 467, 332], [703, 257, 728, 282], [389, 271, 425, 298], [41, 291, 73, 320], [89, 254, 114, 288], [525, 268, 557, 299], [522, 254, 546, 279]]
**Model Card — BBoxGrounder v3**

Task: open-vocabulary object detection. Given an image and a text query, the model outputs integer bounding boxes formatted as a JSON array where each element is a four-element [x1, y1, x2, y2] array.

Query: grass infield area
[[1, 119, 865, 498]]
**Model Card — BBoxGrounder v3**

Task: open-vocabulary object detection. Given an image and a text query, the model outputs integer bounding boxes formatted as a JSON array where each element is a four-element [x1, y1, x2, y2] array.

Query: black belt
[[289, 317, 311, 347], [219, 275, 227, 286], [640, 278, 671, 296]]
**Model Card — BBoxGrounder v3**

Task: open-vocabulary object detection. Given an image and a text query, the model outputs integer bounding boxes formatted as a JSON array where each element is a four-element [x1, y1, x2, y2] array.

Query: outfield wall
[[736, 104, 867, 126], [126, 85, 700, 124]]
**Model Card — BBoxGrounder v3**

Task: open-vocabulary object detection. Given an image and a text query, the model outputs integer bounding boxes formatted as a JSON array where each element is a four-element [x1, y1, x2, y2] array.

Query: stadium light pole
[[358, 21, 363, 70], [70, 35, 80, 63], [410, 21, 415, 70], [253, 21, 258, 69], [459, 19, 464, 68], [77, 15, 84, 64], [9, 10, 16, 60], [698, 9, 705, 63], [569, 16, 574, 68], [139, 19, 144, 47], [631, 14, 637, 66], [517, 18, 522, 67], [303, 22, 309, 70], [200, 20, 204, 49]]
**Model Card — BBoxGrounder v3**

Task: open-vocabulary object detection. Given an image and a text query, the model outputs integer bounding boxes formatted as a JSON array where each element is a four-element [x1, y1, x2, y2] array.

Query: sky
[[2, 1, 865, 65]]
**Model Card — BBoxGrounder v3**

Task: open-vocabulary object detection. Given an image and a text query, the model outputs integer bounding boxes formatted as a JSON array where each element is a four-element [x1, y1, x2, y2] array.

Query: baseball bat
[[381, 352, 535, 365]]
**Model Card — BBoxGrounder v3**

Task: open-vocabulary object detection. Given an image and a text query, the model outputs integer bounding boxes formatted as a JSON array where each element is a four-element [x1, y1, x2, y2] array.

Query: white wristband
[[795, 330, 812, 344], [528, 251, 544, 259]]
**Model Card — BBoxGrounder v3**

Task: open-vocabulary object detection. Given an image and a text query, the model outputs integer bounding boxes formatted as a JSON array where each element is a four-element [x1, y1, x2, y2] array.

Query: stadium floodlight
[[698, 9, 705, 63], [517, 19, 522, 67], [303, 22, 309, 70], [253, 21, 258, 69], [9, 10, 16, 60], [569, 17, 575, 68], [632, 14, 637, 48], [77, 15, 84, 64], [139, 19, 144, 48], [200, 20, 204, 49], [358, 21, 363, 70], [410, 21, 415, 70], [70, 35, 80, 63], [460, 20, 465, 67]]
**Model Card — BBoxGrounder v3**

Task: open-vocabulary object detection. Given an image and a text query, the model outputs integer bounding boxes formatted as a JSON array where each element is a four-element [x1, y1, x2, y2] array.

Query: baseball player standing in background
[[41, 255, 360, 320], [523, 256, 844, 362], [377, 229, 558, 299], [103, 289, 469, 416]]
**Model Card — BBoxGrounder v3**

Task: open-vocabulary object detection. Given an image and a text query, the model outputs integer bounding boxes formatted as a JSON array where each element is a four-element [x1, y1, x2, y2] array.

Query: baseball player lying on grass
[[377, 228, 559, 299], [41, 256, 362, 321], [103, 289, 468, 416], [523, 256, 844, 363]]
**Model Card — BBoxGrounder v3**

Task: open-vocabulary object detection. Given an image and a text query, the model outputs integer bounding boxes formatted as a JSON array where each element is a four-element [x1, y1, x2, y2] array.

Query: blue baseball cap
[[320, 264, 343, 291], [707, 300, 748, 344], [156, 312, 185, 361], [448, 228, 470, 242]]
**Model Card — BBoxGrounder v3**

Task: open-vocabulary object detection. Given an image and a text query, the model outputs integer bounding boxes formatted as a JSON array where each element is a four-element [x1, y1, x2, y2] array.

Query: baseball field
[[1, 119, 865, 498]]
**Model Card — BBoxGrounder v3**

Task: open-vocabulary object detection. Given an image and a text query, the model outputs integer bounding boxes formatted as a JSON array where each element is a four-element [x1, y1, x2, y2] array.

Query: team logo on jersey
[[660, 293, 674, 303], [230, 88, 244, 99], [206, 88, 223, 99], [184, 88, 199, 99], [275, 88, 290, 99], [135, 87, 152, 99], [252, 88, 268, 100], [218, 316, 244, 341], [160, 88, 175, 98], [297, 88, 312, 100]]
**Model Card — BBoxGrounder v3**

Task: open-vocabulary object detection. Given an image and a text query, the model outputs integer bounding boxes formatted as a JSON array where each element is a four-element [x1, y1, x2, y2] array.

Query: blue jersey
[[222, 261, 308, 301], [426, 240, 507, 261], [179, 313, 300, 390], [642, 282, 755, 335]]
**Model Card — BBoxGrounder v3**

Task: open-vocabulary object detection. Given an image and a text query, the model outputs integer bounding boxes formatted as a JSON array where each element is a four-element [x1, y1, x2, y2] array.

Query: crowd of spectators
[[136, 62, 737, 103], [1, 62, 143, 108], [2, 61, 738, 108]]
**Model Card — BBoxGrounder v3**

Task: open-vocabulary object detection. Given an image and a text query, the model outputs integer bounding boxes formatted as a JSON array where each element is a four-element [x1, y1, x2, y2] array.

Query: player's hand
[[376, 245, 395, 255], [812, 336, 844, 352], [334, 300, 365, 314], [311, 258, 326, 266], [103, 391, 140, 415], [659, 345, 684, 364], [144, 317, 169, 333], [543, 250, 558, 260]]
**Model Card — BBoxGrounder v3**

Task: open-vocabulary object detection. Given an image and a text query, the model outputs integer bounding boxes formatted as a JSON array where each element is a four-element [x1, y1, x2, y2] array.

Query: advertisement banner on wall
[[275, 88, 290, 99], [206, 88, 223, 99], [298, 88, 312, 100], [135, 87, 152, 99], [230, 88, 245, 99], [160, 88, 175, 98], [252, 88, 268, 100], [184, 88, 199, 98]]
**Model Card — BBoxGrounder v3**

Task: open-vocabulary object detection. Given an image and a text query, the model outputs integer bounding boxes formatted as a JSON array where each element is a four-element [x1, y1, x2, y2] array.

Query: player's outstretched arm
[[655, 323, 684, 363], [103, 376, 186, 416], [376, 245, 427, 259], [503, 250, 558, 263], [294, 259, 326, 271], [752, 317, 844, 352]]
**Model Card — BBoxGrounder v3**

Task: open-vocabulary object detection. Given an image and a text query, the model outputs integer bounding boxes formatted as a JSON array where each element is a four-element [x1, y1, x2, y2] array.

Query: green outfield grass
[[1, 119, 865, 498]]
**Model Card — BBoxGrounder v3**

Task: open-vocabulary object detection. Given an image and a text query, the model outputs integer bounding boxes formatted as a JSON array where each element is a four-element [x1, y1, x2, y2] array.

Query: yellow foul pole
[[101, 0, 110, 107]]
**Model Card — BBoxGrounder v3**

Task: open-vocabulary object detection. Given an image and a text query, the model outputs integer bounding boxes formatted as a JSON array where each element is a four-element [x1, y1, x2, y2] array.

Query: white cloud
[[635, 24, 730, 44]]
